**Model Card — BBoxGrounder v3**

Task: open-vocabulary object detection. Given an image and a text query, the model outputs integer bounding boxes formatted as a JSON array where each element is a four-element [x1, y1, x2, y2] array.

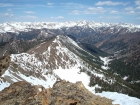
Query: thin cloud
[[20, 15, 37, 19], [125, 7, 135, 11], [135, 0, 140, 5], [136, 17, 140, 19], [0, 3, 13, 7], [24, 11, 35, 14], [7, 9, 12, 12], [84, 7, 106, 14], [61, 2, 86, 9], [51, 16, 64, 19], [95, 1, 128, 6], [124, 7, 136, 14], [99, 16, 122, 19], [1, 13, 14, 17], [24, 4, 47, 7], [71, 10, 80, 15], [110, 10, 119, 14], [126, 11, 135, 14], [70, 7, 106, 15], [47, 2, 54, 6], [136, 6, 140, 9]]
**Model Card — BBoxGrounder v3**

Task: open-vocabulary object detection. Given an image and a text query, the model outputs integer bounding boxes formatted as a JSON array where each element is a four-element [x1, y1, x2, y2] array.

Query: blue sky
[[0, 0, 140, 24]]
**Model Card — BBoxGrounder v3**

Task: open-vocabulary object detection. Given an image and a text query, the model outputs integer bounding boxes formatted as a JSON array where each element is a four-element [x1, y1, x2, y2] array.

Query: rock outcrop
[[0, 80, 114, 105]]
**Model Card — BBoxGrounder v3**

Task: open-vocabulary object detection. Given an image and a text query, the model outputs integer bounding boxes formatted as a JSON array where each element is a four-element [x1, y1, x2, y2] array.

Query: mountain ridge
[[0, 35, 139, 98], [0, 21, 140, 34]]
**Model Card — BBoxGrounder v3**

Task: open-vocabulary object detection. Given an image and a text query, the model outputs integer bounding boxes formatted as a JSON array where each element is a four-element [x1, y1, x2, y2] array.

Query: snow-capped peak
[[0, 21, 140, 33]]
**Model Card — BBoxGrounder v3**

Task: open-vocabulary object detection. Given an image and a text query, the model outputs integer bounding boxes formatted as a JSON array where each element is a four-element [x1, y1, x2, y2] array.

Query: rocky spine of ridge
[[0, 80, 115, 105]]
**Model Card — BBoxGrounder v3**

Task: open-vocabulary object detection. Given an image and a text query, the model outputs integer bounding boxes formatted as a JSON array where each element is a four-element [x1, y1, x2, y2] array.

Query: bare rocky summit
[[0, 80, 114, 105]]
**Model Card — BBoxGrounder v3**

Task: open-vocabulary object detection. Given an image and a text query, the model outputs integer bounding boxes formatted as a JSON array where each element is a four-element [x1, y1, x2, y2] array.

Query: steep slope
[[98, 32, 140, 88], [0, 35, 140, 100], [96, 32, 140, 53], [0, 35, 101, 90]]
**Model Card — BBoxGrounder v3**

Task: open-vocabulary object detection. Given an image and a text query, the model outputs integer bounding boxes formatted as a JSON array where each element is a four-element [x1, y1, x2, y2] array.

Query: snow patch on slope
[[97, 92, 140, 105], [0, 78, 10, 91], [100, 56, 112, 70], [54, 66, 90, 88], [54, 66, 99, 95], [2, 69, 56, 89]]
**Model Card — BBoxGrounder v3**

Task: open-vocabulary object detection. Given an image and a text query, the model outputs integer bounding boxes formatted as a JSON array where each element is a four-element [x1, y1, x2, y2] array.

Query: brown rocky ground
[[0, 80, 116, 105], [0, 55, 10, 76]]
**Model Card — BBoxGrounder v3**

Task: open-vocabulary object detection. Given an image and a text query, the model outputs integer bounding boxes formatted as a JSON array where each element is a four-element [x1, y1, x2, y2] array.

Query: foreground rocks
[[0, 80, 114, 105]]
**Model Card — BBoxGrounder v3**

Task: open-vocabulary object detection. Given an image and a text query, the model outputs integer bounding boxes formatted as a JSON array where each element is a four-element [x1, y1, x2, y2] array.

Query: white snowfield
[[97, 92, 140, 105], [0, 78, 10, 91], [2, 68, 57, 88], [100, 56, 112, 70], [0, 21, 140, 33]]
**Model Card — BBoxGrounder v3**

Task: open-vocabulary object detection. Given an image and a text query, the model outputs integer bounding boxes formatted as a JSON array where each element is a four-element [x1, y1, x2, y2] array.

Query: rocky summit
[[0, 80, 114, 105]]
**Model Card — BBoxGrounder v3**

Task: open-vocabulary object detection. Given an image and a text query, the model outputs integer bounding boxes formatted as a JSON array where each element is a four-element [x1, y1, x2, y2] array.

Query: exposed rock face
[[0, 81, 41, 105], [51, 80, 113, 105], [0, 56, 10, 76], [0, 80, 114, 105]]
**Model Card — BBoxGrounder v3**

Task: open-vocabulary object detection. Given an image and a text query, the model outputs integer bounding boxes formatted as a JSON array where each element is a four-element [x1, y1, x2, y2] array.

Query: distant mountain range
[[0, 21, 140, 55], [0, 21, 140, 33]]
